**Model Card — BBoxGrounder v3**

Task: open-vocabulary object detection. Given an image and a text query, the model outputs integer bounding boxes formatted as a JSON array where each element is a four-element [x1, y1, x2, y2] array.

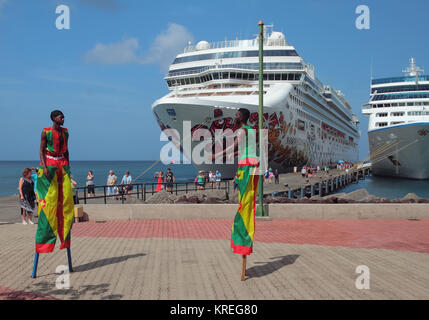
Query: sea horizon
[[0, 160, 198, 197]]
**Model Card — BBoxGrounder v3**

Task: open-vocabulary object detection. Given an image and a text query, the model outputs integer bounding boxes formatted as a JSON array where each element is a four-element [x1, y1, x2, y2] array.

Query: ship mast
[[403, 57, 424, 83]]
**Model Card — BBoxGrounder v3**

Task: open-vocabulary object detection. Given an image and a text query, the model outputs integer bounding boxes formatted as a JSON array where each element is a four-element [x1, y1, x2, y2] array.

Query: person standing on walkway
[[107, 170, 117, 198], [154, 171, 164, 192], [164, 168, 175, 193], [274, 169, 279, 184], [19, 168, 36, 225], [215, 170, 222, 189], [209, 171, 215, 188], [232, 173, 239, 195], [196, 171, 205, 190], [86, 170, 96, 197], [121, 171, 133, 195], [35, 110, 74, 253], [31, 168, 38, 202], [70, 174, 78, 204], [301, 166, 306, 178]]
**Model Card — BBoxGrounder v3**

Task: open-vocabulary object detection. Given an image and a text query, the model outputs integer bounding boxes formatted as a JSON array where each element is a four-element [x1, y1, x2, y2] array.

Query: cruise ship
[[363, 58, 429, 179], [152, 27, 360, 178]]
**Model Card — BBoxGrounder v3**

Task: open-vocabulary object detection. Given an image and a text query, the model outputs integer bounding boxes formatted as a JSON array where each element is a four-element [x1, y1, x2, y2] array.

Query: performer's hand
[[20, 195, 24, 200]]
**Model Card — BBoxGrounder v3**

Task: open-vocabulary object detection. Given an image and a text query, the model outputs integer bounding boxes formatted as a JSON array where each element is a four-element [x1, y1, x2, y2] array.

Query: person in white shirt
[[107, 170, 117, 198], [121, 171, 133, 195]]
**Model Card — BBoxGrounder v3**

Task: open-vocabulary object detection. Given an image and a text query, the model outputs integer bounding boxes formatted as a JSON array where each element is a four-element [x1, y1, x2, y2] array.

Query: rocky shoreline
[[143, 188, 429, 204], [3, 189, 428, 205]]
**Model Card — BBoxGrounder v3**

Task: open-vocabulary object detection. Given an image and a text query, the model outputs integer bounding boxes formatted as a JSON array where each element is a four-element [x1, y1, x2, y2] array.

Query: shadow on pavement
[[20, 281, 120, 300], [74, 253, 146, 272], [246, 254, 300, 278]]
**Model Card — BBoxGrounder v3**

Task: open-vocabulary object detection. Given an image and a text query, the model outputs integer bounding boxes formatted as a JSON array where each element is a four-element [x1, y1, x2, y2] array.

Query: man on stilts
[[32, 110, 74, 277], [213, 108, 259, 280]]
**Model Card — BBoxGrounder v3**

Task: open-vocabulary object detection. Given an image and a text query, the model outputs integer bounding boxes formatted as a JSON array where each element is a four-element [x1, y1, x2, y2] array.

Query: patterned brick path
[[72, 219, 429, 253], [1, 219, 429, 300], [0, 286, 55, 300]]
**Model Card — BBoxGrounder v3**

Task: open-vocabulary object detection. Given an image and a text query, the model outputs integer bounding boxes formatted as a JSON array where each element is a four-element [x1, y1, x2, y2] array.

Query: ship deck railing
[[183, 38, 288, 54]]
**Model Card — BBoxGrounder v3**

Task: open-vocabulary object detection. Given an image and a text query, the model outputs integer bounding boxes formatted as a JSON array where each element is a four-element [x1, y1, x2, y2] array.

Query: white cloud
[[141, 23, 194, 71], [84, 38, 140, 64], [83, 23, 194, 72]]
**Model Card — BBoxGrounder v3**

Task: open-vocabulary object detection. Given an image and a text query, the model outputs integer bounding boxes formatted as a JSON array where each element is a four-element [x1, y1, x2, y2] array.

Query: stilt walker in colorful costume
[[32, 110, 74, 277], [212, 108, 259, 280]]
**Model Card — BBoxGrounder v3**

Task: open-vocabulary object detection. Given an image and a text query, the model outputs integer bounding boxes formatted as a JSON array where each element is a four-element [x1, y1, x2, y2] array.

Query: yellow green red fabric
[[35, 127, 74, 253], [231, 126, 259, 255]]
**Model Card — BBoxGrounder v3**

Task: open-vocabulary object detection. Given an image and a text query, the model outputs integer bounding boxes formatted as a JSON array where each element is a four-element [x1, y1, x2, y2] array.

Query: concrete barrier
[[82, 203, 429, 221]]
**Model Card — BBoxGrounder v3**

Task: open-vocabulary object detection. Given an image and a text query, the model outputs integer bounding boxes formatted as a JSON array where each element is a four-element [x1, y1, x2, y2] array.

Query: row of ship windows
[[168, 63, 303, 77], [166, 72, 302, 87], [291, 92, 353, 141], [377, 111, 429, 117], [372, 75, 429, 85], [372, 92, 429, 101], [371, 84, 429, 94], [172, 50, 298, 64], [376, 122, 408, 127], [371, 101, 429, 108]]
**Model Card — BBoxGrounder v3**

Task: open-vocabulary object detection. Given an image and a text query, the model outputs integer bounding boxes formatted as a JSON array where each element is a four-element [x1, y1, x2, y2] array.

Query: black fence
[[74, 180, 231, 204]]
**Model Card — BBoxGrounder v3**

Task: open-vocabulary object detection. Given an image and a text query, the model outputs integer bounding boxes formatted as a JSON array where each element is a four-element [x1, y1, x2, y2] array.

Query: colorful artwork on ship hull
[[189, 111, 309, 170]]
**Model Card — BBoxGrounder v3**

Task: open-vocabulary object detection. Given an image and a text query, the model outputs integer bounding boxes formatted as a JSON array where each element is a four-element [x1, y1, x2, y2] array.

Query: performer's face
[[54, 114, 65, 125], [234, 111, 242, 125]]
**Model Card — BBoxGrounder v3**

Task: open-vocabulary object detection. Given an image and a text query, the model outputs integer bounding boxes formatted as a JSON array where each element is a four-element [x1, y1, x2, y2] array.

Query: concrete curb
[[81, 203, 429, 221]]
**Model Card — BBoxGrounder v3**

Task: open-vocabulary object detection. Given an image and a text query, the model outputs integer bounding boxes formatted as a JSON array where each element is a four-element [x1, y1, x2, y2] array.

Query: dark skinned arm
[[211, 128, 244, 162], [40, 130, 48, 177]]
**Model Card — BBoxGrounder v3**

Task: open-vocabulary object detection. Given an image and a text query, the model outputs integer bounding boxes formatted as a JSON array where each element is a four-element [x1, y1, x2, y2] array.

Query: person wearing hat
[[196, 171, 205, 190], [35, 110, 74, 253]]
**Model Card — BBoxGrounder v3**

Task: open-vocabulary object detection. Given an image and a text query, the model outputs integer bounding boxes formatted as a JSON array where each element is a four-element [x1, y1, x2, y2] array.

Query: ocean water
[[0, 161, 198, 197], [334, 175, 429, 199]]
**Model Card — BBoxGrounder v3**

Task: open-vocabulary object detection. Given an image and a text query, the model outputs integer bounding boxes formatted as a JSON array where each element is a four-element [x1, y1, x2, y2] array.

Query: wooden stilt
[[31, 253, 39, 278], [67, 247, 73, 273], [241, 255, 247, 281]]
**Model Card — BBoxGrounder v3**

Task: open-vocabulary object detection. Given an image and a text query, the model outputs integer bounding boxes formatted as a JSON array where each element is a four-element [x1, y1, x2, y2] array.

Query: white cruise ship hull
[[153, 84, 358, 178], [368, 122, 429, 179]]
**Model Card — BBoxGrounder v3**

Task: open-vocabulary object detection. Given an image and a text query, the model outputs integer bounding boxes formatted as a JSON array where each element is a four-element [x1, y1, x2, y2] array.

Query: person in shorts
[[121, 171, 133, 195], [86, 170, 96, 197], [215, 170, 221, 189], [164, 168, 175, 193], [233, 173, 239, 195]]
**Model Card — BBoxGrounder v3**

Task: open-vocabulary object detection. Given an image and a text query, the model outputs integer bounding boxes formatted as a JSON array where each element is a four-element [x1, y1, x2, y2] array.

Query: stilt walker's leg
[[31, 253, 39, 278], [241, 255, 247, 281], [67, 247, 73, 273]]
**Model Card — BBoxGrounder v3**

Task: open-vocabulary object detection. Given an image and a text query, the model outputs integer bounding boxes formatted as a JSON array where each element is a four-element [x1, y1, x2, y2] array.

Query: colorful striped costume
[[231, 125, 259, 255], [35, 127, 74, 253]]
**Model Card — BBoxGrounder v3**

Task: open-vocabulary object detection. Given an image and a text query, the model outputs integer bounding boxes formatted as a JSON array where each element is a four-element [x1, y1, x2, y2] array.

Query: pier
[[263, 167, 372, 200]]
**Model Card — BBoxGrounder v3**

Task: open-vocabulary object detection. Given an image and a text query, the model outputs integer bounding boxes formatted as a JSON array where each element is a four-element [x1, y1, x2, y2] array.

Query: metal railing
[[74, 180, 231, 205]]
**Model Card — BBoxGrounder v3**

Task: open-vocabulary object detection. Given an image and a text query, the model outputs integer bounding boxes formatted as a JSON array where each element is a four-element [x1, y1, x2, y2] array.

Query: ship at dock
[[362, 58, 429, 179], [152, 26, 360, 178]]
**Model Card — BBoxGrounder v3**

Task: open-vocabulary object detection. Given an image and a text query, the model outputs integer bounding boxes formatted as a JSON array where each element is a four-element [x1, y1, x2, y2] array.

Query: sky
[[1, 0, 428, 161]]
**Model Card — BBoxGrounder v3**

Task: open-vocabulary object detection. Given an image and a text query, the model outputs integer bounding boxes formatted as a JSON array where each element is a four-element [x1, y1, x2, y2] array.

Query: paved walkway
[[0, 219, 428, 300]]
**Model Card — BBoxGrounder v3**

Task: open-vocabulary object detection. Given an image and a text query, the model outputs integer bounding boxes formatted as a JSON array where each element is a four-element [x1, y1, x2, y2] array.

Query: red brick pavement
[[0, 286, 56, 300], [72, 219, 429, 253]]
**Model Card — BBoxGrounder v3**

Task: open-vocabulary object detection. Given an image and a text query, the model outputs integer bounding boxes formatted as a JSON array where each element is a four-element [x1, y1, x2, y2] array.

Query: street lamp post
[[256, 20, 267, 217]]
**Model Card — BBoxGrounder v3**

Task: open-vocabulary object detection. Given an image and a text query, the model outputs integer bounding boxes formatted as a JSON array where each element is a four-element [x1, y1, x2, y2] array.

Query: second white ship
[[363, 58, 429, 179]]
